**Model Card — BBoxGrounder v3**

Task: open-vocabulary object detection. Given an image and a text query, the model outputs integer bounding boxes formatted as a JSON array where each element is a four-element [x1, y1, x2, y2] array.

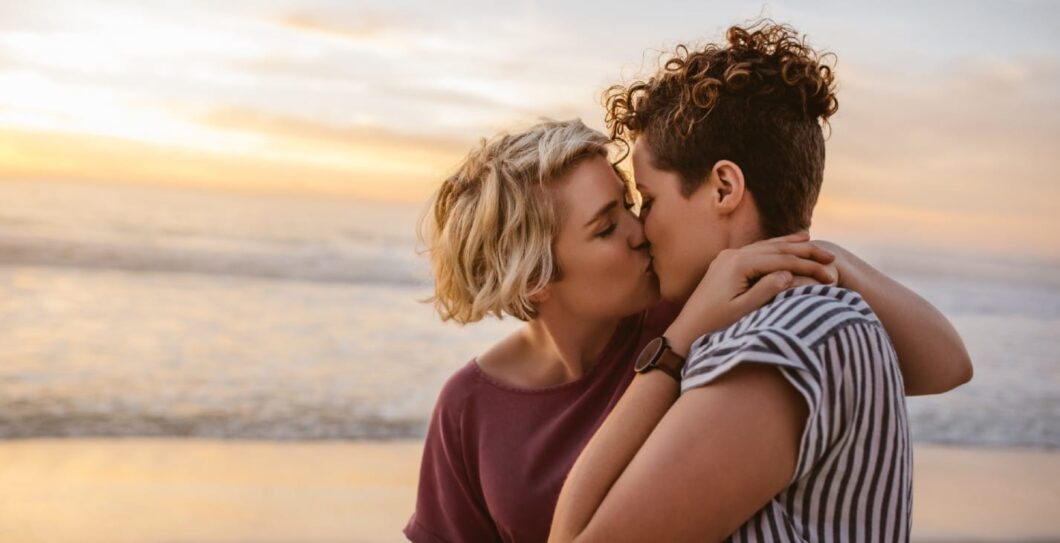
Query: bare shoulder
[[474, 327, 540, 388]]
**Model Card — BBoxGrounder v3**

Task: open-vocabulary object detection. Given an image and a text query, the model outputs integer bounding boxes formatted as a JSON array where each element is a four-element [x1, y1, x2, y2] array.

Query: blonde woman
[[405, 119, 969, 543]]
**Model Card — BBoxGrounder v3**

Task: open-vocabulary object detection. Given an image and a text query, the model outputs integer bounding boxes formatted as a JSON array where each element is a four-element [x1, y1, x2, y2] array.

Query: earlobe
[[528, 287, 550, 304]]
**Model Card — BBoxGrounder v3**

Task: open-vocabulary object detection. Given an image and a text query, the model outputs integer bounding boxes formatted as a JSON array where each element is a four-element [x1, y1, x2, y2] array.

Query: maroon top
[[404, 302, 681, 543]]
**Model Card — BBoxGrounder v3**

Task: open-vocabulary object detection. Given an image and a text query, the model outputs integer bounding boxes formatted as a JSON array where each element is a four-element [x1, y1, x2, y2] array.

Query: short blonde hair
[[420, 119, 612, 324]]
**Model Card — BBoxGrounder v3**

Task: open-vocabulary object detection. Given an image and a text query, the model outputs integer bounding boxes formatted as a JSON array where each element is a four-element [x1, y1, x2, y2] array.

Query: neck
[[521, 304, 624, 385], [720, 190, 769, 250], [724, 205, 767, 250]]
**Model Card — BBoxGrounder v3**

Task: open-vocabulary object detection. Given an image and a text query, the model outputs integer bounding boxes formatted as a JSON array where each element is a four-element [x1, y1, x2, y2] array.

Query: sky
[[0, 0, 1058, 258]]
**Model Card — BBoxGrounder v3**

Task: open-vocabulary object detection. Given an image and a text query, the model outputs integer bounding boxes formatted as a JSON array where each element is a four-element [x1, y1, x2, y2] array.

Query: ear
[[710, 160, 747, 216], [528, 286, 551, 304]]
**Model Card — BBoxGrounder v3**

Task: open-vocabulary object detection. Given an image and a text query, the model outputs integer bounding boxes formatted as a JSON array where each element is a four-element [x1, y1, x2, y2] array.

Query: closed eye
[[596, 222, 618, 238]]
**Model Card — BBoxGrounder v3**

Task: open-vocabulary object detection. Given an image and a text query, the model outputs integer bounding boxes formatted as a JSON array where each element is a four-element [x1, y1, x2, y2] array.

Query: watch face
[[634, 337, 665, 372]]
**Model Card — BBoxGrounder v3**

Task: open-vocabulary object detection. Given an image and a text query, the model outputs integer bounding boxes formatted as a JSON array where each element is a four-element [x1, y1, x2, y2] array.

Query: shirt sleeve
[[680, 326, 839, 484], [404, 378, 501, 543]]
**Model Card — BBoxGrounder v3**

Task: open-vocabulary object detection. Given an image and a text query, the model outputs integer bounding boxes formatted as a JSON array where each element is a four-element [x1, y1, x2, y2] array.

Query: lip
[[645, 256, 654, 274]]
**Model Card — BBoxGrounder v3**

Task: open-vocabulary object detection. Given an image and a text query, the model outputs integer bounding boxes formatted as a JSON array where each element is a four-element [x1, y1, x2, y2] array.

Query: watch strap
[[653, 347, 685, 382]]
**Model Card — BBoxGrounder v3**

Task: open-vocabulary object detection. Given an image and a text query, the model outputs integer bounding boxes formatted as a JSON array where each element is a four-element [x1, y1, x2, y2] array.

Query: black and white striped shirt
[[681, 285, 912, 542]]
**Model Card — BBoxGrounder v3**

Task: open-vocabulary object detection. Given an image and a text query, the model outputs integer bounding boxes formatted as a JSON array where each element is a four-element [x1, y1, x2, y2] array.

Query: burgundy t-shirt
[[404, 301, 681, 543]]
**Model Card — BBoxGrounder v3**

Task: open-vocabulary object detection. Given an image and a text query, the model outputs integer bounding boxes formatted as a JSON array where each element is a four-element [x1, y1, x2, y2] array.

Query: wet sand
[[0, 438, 1056, 542]]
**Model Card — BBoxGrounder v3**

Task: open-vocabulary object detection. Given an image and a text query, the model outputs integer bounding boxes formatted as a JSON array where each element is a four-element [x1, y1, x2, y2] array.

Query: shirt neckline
[[469, 313, 641, 395]]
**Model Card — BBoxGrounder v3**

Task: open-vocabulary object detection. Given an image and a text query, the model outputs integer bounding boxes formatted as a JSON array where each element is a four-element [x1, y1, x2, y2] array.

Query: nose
[[627, 212, 649, 252], [633, 239, 651, 256]]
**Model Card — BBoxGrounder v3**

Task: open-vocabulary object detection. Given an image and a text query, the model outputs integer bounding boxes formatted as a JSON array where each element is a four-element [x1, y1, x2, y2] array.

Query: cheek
[[648, 209, 696, 284], [644, 214, 660, 245], [646, 213, 674, 255], [554, 238, 655, 316], [591, 240, 635, 276], [572, 241, 641, 293]]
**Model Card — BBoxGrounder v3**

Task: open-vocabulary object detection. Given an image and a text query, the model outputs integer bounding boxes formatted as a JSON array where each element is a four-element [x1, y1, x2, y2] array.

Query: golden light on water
[[0, 1, 1057, 257]]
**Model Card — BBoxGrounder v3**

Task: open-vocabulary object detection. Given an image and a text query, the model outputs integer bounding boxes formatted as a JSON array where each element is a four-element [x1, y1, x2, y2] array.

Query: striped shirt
[[681, 285, 912, 542]]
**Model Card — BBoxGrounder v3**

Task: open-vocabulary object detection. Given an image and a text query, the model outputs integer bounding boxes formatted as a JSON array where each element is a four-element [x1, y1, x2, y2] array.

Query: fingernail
[[780, 271, 793, 283]]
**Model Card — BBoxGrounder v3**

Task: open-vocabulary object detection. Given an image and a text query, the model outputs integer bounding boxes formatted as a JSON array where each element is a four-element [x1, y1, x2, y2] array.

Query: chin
[[658, 275, 695, 305], [640, 286, 661, 308], [629, 276, 662, 313], [654, 268, 679, 303], [659, 284, 681, 304], [655, 255, 708, 304], [590, 275, 656, 318]]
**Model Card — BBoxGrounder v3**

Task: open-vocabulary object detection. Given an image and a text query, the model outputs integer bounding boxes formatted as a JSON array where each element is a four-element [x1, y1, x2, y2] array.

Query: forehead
[[554, 156, 624, 213]]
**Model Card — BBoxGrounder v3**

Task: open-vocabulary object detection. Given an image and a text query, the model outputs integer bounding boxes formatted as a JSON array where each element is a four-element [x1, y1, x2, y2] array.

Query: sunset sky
[[0, 0, 1057, 257]]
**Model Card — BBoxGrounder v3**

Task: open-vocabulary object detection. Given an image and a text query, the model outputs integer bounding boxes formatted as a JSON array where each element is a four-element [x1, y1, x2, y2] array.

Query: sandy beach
[[0, 438, 1057, 543]]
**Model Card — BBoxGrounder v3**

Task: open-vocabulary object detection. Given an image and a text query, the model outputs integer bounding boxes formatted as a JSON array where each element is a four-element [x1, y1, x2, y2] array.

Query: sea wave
[[0, 231, 429, 286], [0, 405, 426, 440]]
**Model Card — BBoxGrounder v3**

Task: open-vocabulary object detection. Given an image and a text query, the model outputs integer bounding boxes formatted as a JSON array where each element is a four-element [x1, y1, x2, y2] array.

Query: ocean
[[0, 179, 1057, 448]]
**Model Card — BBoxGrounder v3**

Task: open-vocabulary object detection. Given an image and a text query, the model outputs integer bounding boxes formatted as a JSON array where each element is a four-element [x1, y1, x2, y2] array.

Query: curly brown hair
[[605, 20, 839, 237]]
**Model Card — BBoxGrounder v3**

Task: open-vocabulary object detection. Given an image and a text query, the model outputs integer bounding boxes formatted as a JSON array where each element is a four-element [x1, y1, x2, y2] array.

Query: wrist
[[818, 242, 859, 289], [665, 308, 727, 357], [663, 324, 696, 358], [835, 252, 863, 290], [634, 336, 686, 382]]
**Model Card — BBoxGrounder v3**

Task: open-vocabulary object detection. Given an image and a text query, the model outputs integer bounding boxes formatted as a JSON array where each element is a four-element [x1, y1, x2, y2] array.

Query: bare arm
[[548, 239, 962, 541], [550, 363, 805, 543], [818, 241, 973, 395], [549, 234, 835, 542], [548, 370, 680, 542]]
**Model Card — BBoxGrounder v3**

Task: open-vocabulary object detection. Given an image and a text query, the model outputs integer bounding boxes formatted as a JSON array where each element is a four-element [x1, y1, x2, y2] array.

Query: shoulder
[[762, 285, 882, 347], [709, 285, 880, 348], [472, 328, 541, 389], [685, 286, 882, 380], [431, 360, 483, 421]]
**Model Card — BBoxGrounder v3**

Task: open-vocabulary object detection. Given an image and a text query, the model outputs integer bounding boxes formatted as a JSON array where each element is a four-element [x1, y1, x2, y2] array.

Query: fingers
[[744, 240, 835, 264], [789, 275, 821, 288], [747, 254, 838, 285], [771, 242, 835, 263], [749, 231, 809, 248], [770, 231, 810, 243], [809, 239, 841, 254], [737, 270, 795, 313], [788, 269, 840, 289]]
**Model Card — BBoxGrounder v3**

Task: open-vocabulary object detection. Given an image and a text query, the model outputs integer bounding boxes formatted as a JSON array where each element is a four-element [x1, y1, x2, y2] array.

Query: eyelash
[[597, 201, 636, 238]]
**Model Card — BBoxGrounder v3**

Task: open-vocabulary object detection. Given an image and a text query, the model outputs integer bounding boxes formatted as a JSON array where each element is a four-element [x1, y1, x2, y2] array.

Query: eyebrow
[[583, 201, 618, 227]]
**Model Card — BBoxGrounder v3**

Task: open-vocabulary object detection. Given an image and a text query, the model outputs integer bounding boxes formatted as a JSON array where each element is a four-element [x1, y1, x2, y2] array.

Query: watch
[[634, 336, 686, 382]]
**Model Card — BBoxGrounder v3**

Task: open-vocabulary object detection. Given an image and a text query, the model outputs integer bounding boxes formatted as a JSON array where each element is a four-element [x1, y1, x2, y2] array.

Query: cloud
[[276, 12, 395, 43], [196, 105, 473, 155], [0, 102, 491, 203], [812, 55, 1060, 257], [825, 56, 1060, 212], [2, 1, 1055, 258], [0, 125, 453, 202]]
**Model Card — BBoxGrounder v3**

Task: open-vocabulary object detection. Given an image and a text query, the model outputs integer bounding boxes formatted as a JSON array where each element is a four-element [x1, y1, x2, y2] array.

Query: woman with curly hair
[[548, 21, 954, 542], [406, 21, 971, 543]]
